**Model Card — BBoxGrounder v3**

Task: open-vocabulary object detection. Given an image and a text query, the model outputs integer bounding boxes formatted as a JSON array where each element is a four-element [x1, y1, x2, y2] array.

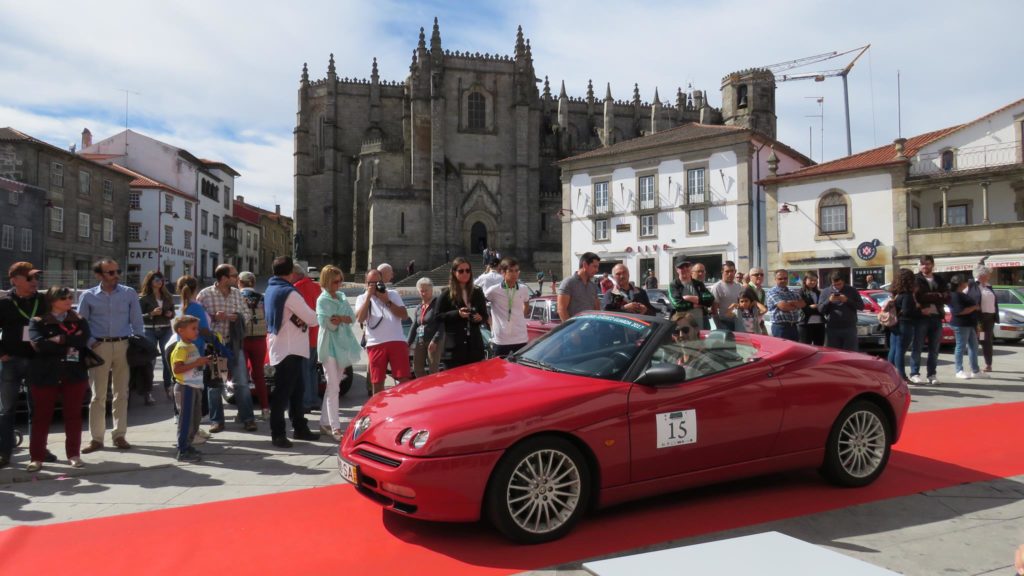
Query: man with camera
[[355, 268, 410, 396], [264, 257, 320, 447], [602, 264, 654, 316]]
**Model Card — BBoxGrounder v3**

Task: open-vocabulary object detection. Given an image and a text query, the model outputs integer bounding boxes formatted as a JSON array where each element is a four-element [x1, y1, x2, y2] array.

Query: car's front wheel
[[822, 400, 891, 487], [485, 436, 590, 544]]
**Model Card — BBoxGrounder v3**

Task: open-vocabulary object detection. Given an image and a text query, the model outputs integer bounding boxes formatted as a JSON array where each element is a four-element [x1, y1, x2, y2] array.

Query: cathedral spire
[[417, 27, 426, 51], [525, 38, 532, 61], [605, 82, 613, 102], [327, 53, 336, 78], [633, 83, 641, 105], [430, 17, 442, 52], [652, 87, 660, 106], [586, 79, 594, 103], [301, 62, 309, 85], [559, 80, 568, 100], [371, 57, 379, 83], [515, 25, 526, 57], [677, 87, 686, 110], [542, 76, 551, 99]]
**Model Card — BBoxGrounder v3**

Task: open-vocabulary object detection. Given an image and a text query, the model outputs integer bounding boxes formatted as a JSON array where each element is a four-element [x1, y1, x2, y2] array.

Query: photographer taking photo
[[434, 257, 489, 369], [355, 268, 410, 397]]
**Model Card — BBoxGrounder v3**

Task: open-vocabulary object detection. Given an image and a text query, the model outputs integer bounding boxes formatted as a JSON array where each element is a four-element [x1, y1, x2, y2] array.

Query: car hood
[[346, 358, 628, 457]]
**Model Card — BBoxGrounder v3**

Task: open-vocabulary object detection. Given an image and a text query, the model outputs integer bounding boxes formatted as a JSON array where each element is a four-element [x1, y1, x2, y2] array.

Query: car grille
[[355, 448, 401, 468]]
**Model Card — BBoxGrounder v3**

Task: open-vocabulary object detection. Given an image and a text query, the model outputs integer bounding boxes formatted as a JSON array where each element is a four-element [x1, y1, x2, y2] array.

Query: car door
[[628, 337, 784, 483]]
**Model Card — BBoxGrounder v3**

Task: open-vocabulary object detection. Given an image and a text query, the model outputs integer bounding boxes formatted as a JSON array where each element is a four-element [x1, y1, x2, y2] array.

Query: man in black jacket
[[668, 257, 714, 328], [603, 264, 655, 316], [909, 255, 950, 385], [0, 262, 53, 468], [817, 271, 865, 351]]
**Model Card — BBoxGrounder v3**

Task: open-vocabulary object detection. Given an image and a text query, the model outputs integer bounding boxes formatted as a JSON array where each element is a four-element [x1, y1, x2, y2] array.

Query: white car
[[994, 308, 1024, 343]]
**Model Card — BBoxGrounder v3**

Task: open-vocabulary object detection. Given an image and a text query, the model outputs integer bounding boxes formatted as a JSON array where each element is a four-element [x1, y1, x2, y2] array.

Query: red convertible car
[[338, 311, 910, 543]]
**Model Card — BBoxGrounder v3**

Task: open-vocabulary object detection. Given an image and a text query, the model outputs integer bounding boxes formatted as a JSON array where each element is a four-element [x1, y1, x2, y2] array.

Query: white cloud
[[2, 0, 1022, 216]]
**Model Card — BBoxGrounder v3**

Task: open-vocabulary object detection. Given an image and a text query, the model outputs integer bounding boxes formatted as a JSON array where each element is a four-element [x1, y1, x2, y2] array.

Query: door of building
[[471, 222, 487, 254]]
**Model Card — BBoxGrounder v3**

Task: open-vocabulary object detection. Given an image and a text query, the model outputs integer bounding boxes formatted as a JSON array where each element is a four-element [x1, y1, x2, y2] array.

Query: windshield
[[868, 292, 891, 307], [515, 313, 653, 380]]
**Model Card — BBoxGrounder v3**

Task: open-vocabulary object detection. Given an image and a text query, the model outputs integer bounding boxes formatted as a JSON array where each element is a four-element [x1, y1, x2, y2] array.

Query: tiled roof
[[765, 126, 963, 183], [199, 158, 241, 177], [558, 123, 748, 164]]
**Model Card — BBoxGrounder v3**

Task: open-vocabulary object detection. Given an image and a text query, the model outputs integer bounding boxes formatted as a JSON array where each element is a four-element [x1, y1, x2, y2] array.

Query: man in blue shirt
[[77, 258, 145, 453], [765, 268, 804, 341]]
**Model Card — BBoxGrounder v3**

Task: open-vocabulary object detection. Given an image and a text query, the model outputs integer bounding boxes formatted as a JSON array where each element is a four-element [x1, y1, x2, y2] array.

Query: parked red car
[[338, 311, 910, 543], [861, 290, 954, 345], [525, 295, 560, 341]]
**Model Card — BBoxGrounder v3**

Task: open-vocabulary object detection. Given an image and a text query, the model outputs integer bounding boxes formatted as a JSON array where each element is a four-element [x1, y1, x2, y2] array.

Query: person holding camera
[[355, 268, 411, 396], [602, 264, 654, 316], [434, 257, 489, 369], [817, 271, 864, 351], [484, 257, 531, 358]]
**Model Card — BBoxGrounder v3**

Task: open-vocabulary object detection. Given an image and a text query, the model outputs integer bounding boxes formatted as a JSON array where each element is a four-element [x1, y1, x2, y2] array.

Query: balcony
[[907, 220, 1024, 256], [910, 141, 1021, 177]]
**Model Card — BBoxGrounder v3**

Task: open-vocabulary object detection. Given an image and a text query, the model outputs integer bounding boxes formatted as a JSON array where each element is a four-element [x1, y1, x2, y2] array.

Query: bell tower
[[721, 68, 776, 139]]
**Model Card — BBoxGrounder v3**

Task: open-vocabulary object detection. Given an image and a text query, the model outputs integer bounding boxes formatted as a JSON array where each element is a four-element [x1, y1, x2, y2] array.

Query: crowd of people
[[0, 248, 1003, 470]]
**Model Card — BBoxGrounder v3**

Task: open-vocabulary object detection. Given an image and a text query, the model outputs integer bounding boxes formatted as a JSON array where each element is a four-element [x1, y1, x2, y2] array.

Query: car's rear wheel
[[486, 436, 590, 544], [822, 400, 891, 487]]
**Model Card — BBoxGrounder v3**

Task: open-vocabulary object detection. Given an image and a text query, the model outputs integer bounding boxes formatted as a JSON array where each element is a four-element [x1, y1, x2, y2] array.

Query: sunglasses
[[455, 268, 472, 274], [674, 326, 692, 335], [102, 269, 122, 276]]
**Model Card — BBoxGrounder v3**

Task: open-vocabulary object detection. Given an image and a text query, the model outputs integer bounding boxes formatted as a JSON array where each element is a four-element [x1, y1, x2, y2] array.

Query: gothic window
[[468, 92, 486, 130], [818, 190, 849, 234]]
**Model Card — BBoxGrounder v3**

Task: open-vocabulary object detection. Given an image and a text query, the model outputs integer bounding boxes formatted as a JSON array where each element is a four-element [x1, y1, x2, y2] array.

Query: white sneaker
[[972, 371, 988, 379], [929, 377, 940, 385], [193, 430, 209, 444], [955, 371, 969, 379], [909, 375, 922, 384]]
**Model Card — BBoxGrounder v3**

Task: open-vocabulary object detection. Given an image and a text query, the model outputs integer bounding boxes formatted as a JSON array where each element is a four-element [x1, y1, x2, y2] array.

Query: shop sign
[[853, 267, 885, 289]]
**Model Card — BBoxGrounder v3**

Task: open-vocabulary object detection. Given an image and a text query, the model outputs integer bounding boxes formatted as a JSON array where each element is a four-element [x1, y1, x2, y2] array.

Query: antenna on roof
[[118, 88, 140, 157], [896, 70, 902, 139]]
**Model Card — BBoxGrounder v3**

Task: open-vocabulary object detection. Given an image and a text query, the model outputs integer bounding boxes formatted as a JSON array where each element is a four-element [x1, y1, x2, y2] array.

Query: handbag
[[877, 300, 898, 328], [80, 347, 105, 368]]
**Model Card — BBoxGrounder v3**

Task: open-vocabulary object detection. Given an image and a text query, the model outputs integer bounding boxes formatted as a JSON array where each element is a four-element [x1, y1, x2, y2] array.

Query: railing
[[910, 141, 1020, 176]]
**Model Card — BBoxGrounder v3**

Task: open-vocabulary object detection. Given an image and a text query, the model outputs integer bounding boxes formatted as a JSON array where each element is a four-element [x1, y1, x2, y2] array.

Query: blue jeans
[[887, 320, 913, 379], [209, 347, 255, 424], [145, 326, 173, 389], [771, 322, 799, 341], [953, 325, 980, 374], [0, 357, 30, 458], [910, 316, 943, 378], [302, 347, 319, 409]]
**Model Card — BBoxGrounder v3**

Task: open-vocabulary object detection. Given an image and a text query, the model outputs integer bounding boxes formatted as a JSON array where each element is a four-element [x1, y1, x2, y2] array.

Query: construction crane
[[762, 45, 870, 156]]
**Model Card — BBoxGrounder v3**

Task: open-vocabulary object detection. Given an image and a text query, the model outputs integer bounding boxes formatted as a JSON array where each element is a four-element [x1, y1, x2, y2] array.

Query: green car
[[994, 285, 1024, 310]]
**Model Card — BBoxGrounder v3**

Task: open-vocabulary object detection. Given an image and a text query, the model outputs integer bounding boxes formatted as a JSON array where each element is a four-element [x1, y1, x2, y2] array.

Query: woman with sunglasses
[[26, 286, 92, 471], [433, 257, 489, 369], [138, 271, 176, 404]]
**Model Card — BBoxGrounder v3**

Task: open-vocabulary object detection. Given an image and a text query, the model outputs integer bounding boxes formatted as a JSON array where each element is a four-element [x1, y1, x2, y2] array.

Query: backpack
[[877, 300, 898, 328]]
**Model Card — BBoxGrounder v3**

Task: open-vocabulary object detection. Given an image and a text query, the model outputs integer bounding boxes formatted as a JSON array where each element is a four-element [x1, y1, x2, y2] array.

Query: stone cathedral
[[293, 18, 776, 274]]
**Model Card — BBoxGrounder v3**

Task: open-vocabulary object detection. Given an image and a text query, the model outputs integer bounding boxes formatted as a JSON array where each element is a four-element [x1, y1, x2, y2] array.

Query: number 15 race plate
[[338, 456, 358, 484], [657, 409, 697, 449]]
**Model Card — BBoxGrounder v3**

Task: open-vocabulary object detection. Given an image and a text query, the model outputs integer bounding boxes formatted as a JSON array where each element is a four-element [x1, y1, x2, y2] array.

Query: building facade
[[81, 129, 239, 284], [558, 124, 808, 285], [104, 164, 197, 287], [0, 176, 46, 283], [255, 204, 293, 278], [233, 196, 262, 274], [294, 19, 764, 275], [763, 97, 1024, 287], [0, 127, 132, 287]]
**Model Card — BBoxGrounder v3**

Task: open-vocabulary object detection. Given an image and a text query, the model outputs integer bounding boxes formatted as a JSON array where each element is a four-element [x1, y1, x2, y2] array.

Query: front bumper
[[338, 442, 504, 522]]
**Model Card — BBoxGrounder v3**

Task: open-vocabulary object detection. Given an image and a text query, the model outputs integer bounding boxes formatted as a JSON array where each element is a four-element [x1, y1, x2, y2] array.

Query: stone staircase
[[394, 259, 556, 289]]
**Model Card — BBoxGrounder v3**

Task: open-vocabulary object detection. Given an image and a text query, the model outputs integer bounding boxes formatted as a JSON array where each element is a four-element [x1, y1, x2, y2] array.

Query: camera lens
[[376, 281, 386, 292]]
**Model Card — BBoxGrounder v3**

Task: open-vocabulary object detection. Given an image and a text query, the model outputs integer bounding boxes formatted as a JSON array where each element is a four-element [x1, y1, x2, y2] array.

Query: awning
[[932, 253, 1024, 272]]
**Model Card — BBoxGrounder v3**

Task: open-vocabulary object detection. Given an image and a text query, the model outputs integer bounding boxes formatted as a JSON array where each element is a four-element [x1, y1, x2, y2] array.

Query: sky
[[2, 0, 1022, 216]]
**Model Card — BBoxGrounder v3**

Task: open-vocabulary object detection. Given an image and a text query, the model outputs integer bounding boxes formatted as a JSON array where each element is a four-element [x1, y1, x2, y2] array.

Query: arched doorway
[[470, 221, 487, 254]]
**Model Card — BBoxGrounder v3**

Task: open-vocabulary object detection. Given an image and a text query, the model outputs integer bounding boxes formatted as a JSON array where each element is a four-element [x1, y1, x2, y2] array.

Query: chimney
[[893, 137, 907, 159], [236, 195, 244, 204], [275, 204, 281, 215], [81, 128, 92, 149]]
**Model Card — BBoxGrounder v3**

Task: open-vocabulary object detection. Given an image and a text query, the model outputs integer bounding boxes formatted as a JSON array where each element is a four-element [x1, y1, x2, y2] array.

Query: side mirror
[[636, 362, 687, 386]]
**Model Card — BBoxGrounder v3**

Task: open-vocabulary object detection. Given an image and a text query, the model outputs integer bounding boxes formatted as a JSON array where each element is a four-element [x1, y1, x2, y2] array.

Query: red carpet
[[2, 402, 1023, 574]]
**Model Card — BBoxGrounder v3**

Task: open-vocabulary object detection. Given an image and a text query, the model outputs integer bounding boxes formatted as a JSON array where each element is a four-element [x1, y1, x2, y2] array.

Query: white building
[[232, 196, 262, 274], [81, 129, 239, 283], [558, 123, 808, 285], [105, 164, 197, 286], [764, 97, 1024, 287]]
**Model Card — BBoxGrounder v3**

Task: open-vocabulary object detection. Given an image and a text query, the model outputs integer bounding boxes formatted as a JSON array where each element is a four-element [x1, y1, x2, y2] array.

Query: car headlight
[[857, 325, 870, 336], [397, 428, 414, 445], [353, 416, 371, 440], [411, 430, 430, 449]]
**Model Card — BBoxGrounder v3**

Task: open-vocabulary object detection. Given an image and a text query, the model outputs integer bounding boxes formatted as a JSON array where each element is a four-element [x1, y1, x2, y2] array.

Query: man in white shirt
[[355, 268, 410, 396], [474, 257, 504, 293], [264, 257, 320, 447], [484, 257, 531, 358]]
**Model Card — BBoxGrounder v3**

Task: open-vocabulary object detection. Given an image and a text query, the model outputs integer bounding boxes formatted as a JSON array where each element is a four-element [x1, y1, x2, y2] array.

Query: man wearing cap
[[667, 257, 714, 329], [557, 252, 601, 322], [0, 263, 51, 468], [78, 258, 145, 453], [766, 268, 805, 342]]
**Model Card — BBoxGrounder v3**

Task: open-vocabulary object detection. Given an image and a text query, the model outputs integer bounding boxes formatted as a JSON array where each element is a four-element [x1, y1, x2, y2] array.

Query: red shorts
[[367, 340, 411, 383]]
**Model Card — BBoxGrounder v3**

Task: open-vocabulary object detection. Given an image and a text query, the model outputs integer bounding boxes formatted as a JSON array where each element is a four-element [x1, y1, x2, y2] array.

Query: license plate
[[338, 456, 358, 485]]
